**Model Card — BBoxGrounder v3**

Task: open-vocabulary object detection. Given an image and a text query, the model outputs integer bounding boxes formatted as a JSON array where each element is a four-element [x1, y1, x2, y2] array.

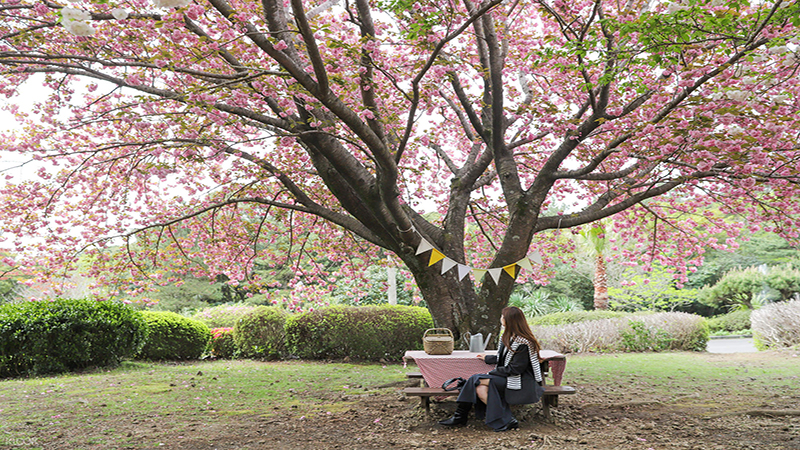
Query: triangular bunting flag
[[457, 264, 472, 281], [528, 250, 542, 265], [503, 264, 517, 279], [441, 258, 457, 275], [416, 238, 433, 255], [472, 268, 487, 282], [428, 249, 445, 266], [517, 257, 534, 272], [488, 268, 503, 284]]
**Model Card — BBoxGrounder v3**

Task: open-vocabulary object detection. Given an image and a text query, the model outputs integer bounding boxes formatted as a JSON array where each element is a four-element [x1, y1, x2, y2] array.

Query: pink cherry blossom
[[0, 0, 798, 334]]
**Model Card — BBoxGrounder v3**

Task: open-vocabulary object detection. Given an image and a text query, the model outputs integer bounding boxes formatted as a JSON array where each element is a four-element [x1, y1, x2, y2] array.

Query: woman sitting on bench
[[439, 306, 544, 432]]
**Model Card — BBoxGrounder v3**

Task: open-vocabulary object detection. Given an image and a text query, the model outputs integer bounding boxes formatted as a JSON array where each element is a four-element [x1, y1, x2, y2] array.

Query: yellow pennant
[[503, 264, 517, 279], [472, 268, 487, 282], [428, 249, 445, 266]]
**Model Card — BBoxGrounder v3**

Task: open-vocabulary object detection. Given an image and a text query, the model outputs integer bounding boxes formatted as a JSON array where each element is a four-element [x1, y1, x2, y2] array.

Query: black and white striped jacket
[[484, 340, 545, 405]]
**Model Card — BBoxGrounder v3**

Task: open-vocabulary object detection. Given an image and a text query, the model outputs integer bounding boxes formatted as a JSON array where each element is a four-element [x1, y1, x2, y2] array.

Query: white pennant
[[517, 257, 534, 272], [488, 268, 503, 284], [528, 250, 543, 265], [415, 238, 433, 255], [440, 258, 457, 275], [457, 264, 472, 280]]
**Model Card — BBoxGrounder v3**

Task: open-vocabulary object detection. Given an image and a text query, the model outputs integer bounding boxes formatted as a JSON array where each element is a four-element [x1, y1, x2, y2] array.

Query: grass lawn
[[0, 360, 408, 449], [1, 351, 798, 449]]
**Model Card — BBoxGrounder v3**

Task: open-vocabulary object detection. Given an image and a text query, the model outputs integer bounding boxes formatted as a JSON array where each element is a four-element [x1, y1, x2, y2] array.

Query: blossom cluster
[[60, 7, 95, 36]]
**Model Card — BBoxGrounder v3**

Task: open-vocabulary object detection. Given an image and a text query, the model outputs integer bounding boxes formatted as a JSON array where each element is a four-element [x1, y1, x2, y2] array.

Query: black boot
[[494, 417, 519, 432], [438, 402, 472, 426]]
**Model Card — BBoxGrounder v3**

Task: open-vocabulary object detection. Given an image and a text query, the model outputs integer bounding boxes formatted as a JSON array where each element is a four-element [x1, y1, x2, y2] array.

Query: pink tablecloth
[[404, 349, 566, 389], [539, 350, 566, 386], [404, 350, 495, 390]]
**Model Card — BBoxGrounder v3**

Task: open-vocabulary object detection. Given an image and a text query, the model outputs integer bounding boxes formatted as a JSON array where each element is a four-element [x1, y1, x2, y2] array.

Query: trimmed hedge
[[233, 306, 288, 360], [0, 298, 148, 377], [528, 310, 632, 326], [137, 311, 211, 360], [285, 305, 433, 360], [752, 300, 800, 350], [532, 312, 709, 353]]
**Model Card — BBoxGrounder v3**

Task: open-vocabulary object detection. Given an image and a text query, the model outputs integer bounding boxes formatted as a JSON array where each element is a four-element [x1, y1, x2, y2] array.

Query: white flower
[[111, 8, 129, 20], [772, 94, 790, 103], [768, 45, 789, 55], [741, 76, 757, 85], [725, 90, 749, 102], [60, 7, 96, 36], [152, 0, 191, 8], [61, 7, 91, 22], [665, 2, 687, 13], [63, 20, 96, 36]]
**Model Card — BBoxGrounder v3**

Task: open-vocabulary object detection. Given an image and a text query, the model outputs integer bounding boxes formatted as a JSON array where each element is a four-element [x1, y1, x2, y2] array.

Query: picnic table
[[402, 349, 575, 418]]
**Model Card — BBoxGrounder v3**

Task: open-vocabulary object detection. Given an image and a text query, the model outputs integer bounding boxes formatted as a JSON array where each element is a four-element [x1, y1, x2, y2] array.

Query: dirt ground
[[168, 352, 799, 450], [13, 351, 800, 450]]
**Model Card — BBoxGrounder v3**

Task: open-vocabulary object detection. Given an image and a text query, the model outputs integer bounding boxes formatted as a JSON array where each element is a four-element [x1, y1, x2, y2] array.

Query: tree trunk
[[401, 252, 510, 349], [594, 254, 609, 310], [398, 217, 531, 348]]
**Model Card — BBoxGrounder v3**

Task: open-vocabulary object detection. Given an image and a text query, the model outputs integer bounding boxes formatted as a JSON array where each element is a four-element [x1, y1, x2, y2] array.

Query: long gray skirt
[[455, 373, 513, 430]]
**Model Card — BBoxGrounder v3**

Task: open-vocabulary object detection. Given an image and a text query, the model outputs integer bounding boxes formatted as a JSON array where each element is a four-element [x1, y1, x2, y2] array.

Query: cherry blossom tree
[[1, 0, 799, 339]]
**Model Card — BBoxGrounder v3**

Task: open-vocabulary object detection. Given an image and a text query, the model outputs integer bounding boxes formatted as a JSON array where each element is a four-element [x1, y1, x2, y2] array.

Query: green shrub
[[700, 267, 765, 310], [137, 311, 210, 360], [191, 303, 259, 328], [286, 305, 433, 361], [529, 310, 631, 326], [751, 300, 800, 350], [233, 306, 288, 360], [0, 298, 148, 377], [208, 327, 237, 359], [532, 312, 709, 353], [620, 320, 672, 352], [707, 309, 752, 334]]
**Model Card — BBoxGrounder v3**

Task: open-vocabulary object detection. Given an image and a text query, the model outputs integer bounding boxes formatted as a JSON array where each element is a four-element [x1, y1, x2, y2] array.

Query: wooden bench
[[402, 384, 576, 419]]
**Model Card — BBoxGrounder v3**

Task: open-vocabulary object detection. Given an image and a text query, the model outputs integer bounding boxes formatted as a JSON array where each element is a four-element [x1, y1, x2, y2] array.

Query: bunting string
[[410, 225, 542, 284]]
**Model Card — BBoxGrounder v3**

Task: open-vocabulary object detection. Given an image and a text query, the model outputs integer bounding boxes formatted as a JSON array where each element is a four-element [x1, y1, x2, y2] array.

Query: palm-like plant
[[580, 222, 609, 310], [509, 290, 552, 317], [509, 290, 584, 316], [548, 296, 584, 313]]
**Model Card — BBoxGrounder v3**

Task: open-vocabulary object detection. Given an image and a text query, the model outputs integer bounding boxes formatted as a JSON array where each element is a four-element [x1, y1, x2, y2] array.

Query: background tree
[[1, 0, 799, 340], [685, 230, 800, 289], [609, 263, 699, 312]]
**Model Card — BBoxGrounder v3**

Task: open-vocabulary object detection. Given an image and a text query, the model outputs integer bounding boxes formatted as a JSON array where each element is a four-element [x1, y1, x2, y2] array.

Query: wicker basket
[[422, 328, 454, 355]]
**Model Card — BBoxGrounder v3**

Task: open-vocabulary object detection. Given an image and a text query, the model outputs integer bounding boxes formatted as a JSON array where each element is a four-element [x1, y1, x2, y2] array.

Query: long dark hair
[[500, 306, 541, 355]]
